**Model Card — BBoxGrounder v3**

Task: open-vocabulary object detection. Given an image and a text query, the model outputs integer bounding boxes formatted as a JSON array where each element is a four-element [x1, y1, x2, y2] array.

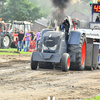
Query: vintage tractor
[[31, 0, 100, 71], [0, 21, 12, 48], [5, 23, 12, 32], [30, 18, 99, 71], [10, 21, 32, 48], [30, 29, 88, 71]]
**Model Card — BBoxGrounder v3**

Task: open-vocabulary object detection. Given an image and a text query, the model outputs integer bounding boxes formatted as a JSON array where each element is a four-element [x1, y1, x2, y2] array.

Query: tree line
[[0, 0, 91, 22], [0, 0, 44, 22]]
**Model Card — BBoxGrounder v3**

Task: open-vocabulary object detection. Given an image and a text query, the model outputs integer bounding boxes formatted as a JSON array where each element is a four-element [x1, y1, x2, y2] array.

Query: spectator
[[32, 30, 36, 41], [29, 30, 36, 50], [17, 30, 24, 51], [32, 30, 36, 49], [23, 29, 31, 52], [36, 31, 41, 50], [96, 13, 100, 22]]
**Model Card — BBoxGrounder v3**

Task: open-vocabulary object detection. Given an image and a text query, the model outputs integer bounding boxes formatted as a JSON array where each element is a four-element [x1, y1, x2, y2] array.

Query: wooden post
[[48, 96, 55, 100]]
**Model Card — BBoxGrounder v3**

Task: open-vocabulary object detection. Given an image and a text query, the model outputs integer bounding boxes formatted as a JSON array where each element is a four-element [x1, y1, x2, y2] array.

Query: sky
[[71, 0, 81, 4]]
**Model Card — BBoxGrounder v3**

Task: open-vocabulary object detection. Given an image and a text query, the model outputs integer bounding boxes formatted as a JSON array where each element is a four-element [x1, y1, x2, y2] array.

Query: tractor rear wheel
[[31, 53, 38, 70], [61, 53, 70, 72], [68, 34, 87, 71], [2, 35, 11, 48]]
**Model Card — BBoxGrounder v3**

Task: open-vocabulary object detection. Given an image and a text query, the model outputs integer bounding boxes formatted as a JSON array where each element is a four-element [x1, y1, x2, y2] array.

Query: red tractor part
[[13, 34, 18, 44], [0, 21, 12, 48], [81, 42, 86, 65], [98, 48, 100, 60], [72, 20, 76, 31], [28, 40, 36, 52]]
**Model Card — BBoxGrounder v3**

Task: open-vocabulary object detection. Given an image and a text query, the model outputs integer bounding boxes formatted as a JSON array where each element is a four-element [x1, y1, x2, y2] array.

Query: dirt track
[[0, 55, 100, 100]]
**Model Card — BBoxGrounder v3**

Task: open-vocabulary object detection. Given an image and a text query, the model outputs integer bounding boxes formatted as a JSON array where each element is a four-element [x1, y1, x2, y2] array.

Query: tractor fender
[[68, 31, 85, 44]]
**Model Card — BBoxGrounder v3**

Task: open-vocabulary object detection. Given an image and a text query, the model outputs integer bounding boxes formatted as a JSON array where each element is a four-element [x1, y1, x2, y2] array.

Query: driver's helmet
[[64, 16, 68, 21]]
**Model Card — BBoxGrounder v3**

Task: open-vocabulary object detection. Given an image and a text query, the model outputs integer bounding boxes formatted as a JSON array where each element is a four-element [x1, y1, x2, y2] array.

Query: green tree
[[30, 0, 52, 18], [1, 0, 42, 22], [0, 0, 7, 15]]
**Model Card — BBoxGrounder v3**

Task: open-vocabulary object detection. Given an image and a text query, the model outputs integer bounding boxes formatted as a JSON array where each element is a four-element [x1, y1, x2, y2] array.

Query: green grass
[[0, 48, 32, 55], [84, 95, 100, 100]]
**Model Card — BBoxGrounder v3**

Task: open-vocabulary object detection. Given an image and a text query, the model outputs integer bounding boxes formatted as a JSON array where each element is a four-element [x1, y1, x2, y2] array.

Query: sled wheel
[[61, 53, 70, 72]]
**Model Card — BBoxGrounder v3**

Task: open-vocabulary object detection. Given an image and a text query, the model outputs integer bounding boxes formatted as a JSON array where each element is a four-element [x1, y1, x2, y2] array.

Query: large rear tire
[[31, 53, 38, 70], [61, 53, 70, 72], [68, 34, 87, 71], [2, 35, 11, 48]]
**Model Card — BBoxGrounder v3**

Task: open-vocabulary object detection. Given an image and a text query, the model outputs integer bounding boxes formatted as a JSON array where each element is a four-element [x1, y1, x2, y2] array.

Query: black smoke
[[51, 0, 69, 26], [52, 0, 69, 9]]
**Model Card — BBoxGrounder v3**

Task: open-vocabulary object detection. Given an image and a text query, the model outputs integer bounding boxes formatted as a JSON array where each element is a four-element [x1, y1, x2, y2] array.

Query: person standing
[[32, 30, 36, 40], [17, 30, 24, 51], [23, 29, 31, 52], [96, 13, 100, 22], [29, 30, 36, 50], [36, 31, 41, 50]]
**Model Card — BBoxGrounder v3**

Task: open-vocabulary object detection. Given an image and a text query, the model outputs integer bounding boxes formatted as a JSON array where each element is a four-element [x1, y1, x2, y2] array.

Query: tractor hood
[[43, 31, 63, 48], [43, 31, 63, 38]]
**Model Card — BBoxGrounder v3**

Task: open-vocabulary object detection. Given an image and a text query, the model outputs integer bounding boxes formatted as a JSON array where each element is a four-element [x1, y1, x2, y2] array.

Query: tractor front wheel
[[31, 53, 38, 70], [61, 53, 70, 72]]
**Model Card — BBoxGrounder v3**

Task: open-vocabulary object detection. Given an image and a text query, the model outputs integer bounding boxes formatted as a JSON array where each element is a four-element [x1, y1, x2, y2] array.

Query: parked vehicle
[[5, 23, 12, 32], [0, 21, 12, 48], [10, 21, 32, 48]]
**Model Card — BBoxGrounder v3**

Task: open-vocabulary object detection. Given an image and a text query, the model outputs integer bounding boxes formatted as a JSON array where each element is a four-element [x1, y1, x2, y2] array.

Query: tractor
[[31, 0, 100, 71], [5, 23, 12, 32], [0, 21, 12, 48], [10, 21, 32, 48]]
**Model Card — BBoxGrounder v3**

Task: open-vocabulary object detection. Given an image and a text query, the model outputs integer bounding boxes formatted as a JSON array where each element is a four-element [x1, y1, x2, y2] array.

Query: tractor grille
[[43, 37, 60, 47]]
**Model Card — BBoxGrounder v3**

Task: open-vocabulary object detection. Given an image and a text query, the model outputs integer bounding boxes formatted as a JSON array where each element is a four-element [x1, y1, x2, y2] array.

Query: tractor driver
[[9, 27, 17, 35], [95, 13, 100, 22], [61, 17, 70, 42]]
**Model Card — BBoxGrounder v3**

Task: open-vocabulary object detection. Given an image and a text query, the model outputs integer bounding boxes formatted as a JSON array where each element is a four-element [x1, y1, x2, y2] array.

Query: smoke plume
[[52, 0, 69, 9], [51, 0, 69, 26]]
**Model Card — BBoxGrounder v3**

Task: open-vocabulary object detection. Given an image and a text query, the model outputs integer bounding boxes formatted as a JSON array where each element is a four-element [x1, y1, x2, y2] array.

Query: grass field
[[84, 95, 100, 100], [0, 48, 32, 55]]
